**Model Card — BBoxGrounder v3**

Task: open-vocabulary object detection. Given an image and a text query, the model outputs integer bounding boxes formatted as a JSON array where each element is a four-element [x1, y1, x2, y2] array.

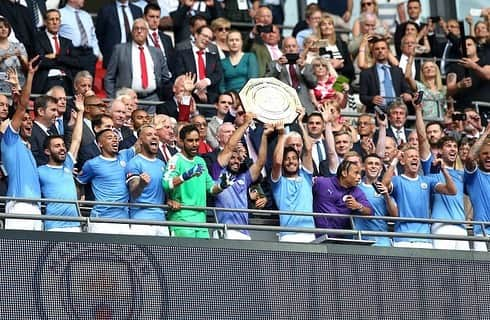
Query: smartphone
[[256, 24, 273, 34], [452, 113, 467, 121], [372, 182, 384, 194], [374, 105, 386, 121], [414, 91, 424, 105], [481, 110, 489, 127], [319, 48, 333, 58], [428, 16, 441, 23], [430, 154, 442, 174], [285, 53, 299, 65]]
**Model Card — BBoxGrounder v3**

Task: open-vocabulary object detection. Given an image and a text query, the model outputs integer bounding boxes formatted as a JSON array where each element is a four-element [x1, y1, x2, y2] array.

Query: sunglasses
[[361, 2, 373, 7], [237, 111, 246, 116], [217, 27, 230, 32]]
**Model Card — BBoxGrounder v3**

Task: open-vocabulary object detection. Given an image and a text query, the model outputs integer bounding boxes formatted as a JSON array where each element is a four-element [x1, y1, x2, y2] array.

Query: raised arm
[[249, 123, 274, 181], [216, 112, 254, 167], [320, 105, 339, 174], [414, 98, 430, 159], [271, 121, 286, 181], [465, 123, 490, 171], [68, 94, 85, 159], [11, 56, 39, 131], [434, 163, 457, 195], [404, 54, 417, 91], [296, 107, 313, 172]]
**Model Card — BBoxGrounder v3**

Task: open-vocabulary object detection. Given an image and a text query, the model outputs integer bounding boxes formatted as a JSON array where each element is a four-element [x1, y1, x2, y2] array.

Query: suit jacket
[[150, 30, 176, 74], [250, 43, 273, 77], [156, 98, 178, 119], [386, 127, 412, 146], [174, 49, 223, 104], [29, 122, 55, 166], [170, 4, 223, 44], [175, 39, 218, 54], [266, 61, 316, 114], [359, 64, 412, 113], [104, 42, 171, 98], [33, 31, 78, 94], [26, 0, 47, 30], [0, 1, 36, 57], [95, 2, 143, 68]]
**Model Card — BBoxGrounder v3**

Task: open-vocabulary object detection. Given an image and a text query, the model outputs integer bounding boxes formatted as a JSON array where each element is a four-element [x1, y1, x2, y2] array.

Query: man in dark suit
[[29, 96, 59, 166], [105, 18, 171, 114], [174, 25, 223, 104], [95, 0, 143, 68], [359, 38, 412, 114], [174, 15, 219, 54], [154, 114, 179, 164], [144, 3, 175, 100], [266, 37, 316, 114], [170, 0, 223, 44], [386, 101, 412, 147], [398, 34, 421, 81], [26, 0, 47, 32], [33, 9, 78, 95]]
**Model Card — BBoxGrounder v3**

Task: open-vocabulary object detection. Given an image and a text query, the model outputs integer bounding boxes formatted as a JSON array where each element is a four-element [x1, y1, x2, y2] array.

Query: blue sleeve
[[77, 160, 93, 184], [125, 158, 142, 183], [3, 124, 19, 146], [421, 153, 433, 175]]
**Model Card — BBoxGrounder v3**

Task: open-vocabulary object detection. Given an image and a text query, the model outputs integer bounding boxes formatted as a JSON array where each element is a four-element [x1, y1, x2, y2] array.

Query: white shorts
[[130, 224, 169, 237], [431, 223, 469, 251], [279, 233, 316, 243], [5, 201, 42, 231], [88, 222, 130, 234], [393, 241, 433, 249], [47, 226, 82, 233]]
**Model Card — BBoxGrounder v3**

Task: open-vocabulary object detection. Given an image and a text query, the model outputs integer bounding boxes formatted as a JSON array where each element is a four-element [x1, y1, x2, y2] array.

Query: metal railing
[[1, 196, 488, 245]]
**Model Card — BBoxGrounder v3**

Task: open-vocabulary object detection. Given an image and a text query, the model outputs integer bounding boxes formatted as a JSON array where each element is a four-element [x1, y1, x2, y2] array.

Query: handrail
[[1, 196, 489, 243]]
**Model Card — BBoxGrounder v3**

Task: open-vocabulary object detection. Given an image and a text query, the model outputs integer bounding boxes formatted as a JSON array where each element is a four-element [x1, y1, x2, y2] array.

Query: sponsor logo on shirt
[[420, 182, 428, 189]]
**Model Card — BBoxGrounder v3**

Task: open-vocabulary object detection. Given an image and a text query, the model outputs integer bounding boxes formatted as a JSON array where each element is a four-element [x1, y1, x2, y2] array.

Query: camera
[[319, 48, 333, 58], [256, 24, 273, 34], [451, 113, 467, 121], [285, 53, 299, 65]]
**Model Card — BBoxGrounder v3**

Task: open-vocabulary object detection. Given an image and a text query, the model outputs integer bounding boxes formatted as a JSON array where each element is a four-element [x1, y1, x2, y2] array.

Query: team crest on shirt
[[64, 168, 71, 174], [120, 160, 126, 167], [168, 163, 175, 170], [420, 182, 428, 189]]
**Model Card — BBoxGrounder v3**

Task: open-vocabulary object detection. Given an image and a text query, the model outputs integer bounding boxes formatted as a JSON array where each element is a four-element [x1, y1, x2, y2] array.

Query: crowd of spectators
[[0, 0, 489, 250]]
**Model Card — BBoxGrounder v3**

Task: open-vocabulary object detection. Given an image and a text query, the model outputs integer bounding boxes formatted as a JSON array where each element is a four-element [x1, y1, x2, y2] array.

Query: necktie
[[396, 129, 404, 145], [289, 64, 299, 89], [53, 35, 60, 54], [47, 125, 58, 136], [197, 50, 206, 80], [382, 65, 395, 106], [75, 10, 88, 47], [120, 5, 131, 42], [316, 141, 324, 162], [139, 46, 149, 89], [56, 118, 64, 135], [152, 31, 161, 49]]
